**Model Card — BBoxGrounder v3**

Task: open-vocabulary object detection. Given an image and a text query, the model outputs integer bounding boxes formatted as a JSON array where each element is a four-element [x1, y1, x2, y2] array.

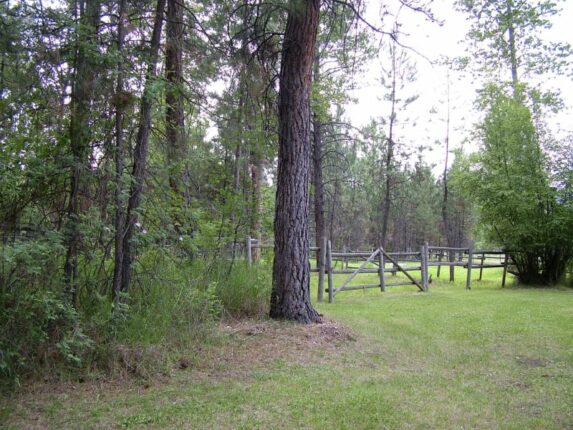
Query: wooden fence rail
[[245, 237, 513, 302]]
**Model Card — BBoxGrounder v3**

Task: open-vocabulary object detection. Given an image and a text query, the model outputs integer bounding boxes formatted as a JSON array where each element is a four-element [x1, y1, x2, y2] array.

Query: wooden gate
[[323, 245, 425, 303]]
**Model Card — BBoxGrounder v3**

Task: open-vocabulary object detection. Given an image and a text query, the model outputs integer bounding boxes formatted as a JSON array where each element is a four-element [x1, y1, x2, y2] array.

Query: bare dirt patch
[[515, 355, 549, 368], [186, 318, 356, 379]]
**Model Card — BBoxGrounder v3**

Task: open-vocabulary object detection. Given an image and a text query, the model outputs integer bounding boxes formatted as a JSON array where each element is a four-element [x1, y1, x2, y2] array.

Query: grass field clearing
[[2, 268, 572, 429]]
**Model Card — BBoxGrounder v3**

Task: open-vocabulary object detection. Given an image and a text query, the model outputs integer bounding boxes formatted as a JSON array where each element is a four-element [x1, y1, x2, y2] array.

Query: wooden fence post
[[502, 252, 509, 287], [246, 235, 252, 266], [466, 244, 473, 290], [437, 251, 442, 278], [424, 242, 430, 291], [318, 236, 326, 302], [379, 247, 385, 292], [327, 240, 334, 303], [420, 243, 428, 291], [420, 244, 426, 291], [479, 252, 485, 281]]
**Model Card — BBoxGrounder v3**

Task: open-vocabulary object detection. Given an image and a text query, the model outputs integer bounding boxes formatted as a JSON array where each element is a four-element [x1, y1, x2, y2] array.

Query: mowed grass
[[2, 267, 572, 429]]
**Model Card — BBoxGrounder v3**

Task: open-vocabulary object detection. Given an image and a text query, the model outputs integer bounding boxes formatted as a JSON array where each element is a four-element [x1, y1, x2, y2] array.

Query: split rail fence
[[245, 237, 513, 303]]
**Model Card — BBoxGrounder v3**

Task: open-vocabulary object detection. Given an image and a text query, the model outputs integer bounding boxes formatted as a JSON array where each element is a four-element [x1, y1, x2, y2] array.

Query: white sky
[[345, 0, 573, 174]]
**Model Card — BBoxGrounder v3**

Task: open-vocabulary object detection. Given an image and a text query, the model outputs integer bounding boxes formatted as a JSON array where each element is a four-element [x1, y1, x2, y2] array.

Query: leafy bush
[[453, 86, 573, 284], [0, 290, 93, 390], [1, 232, 65, 292], [0, 234, 95, 389]]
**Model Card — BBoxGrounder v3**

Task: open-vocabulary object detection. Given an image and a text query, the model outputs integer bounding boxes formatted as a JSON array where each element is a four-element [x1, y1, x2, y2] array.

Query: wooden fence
[[245, 237, 512, 303]]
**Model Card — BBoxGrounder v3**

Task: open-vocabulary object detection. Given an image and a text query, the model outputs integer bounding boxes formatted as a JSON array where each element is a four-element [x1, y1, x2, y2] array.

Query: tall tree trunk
[[230, 95, 243, 259], [241, 8, 267, 262], [241, 7, 264, 263], [119, 0, 166, 294], [312, 48, 325, 266], [441, 71, 455, 281], [165, 0, 189, 208], [112, 0, 127, 303], [230, 85, 245, 237], [312, 112, 325, 261], [64, 0, 101, 305], [380, 34, 397, 249], [270, 0, 321, 323]]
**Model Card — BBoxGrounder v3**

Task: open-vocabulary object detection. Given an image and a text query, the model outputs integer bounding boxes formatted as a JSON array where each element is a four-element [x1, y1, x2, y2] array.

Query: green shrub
[[0, 290, 93, 390], [0, 233, 65, 292], [0, 241, 273, 389]]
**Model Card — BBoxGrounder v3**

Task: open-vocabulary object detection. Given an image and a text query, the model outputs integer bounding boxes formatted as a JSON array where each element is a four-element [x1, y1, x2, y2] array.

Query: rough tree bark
[[165, 0, 189, 207], [64, 0, 101, 305], [270, 0, 321, 323], [119, 0, 166, 294]]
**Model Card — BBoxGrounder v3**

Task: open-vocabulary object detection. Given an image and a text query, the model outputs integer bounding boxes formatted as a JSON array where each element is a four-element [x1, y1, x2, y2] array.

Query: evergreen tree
[[270, 0, 321, 323]]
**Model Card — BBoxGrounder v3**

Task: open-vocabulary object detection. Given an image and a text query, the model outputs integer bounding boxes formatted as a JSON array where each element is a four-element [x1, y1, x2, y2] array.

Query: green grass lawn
[[2, 268, 572, 429]]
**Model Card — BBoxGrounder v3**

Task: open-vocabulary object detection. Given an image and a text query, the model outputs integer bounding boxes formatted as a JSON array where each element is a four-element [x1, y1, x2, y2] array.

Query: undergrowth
[[0, 242, 271, 391]]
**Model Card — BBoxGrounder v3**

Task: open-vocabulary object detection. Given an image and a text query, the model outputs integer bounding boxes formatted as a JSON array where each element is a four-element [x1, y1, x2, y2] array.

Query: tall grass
[[1, 241, 273, 389], [91, 252, 271, 379], [209, 261, 272, 318]]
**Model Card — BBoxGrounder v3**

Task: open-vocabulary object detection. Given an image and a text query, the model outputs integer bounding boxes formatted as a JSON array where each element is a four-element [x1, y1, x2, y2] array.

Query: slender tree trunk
[[119, 0, 166, 294], [112, 0, 127, 303], [165, 0, 188, 207], [239, 7, 264, 263], [312, 112, 325, 263], [64, 0, 101, 305], [230, 99, 243, 259], [312, 50, 325, 266], [0, 51, 5, 94], [230, 87, 245, 236], [233, 140, 242, 197], [270, 0, 321, 323], [380, 36, 397, 249], [250, 150, 263, 262], [440, 71, 455, 281], [329, 176, 340, 246]]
